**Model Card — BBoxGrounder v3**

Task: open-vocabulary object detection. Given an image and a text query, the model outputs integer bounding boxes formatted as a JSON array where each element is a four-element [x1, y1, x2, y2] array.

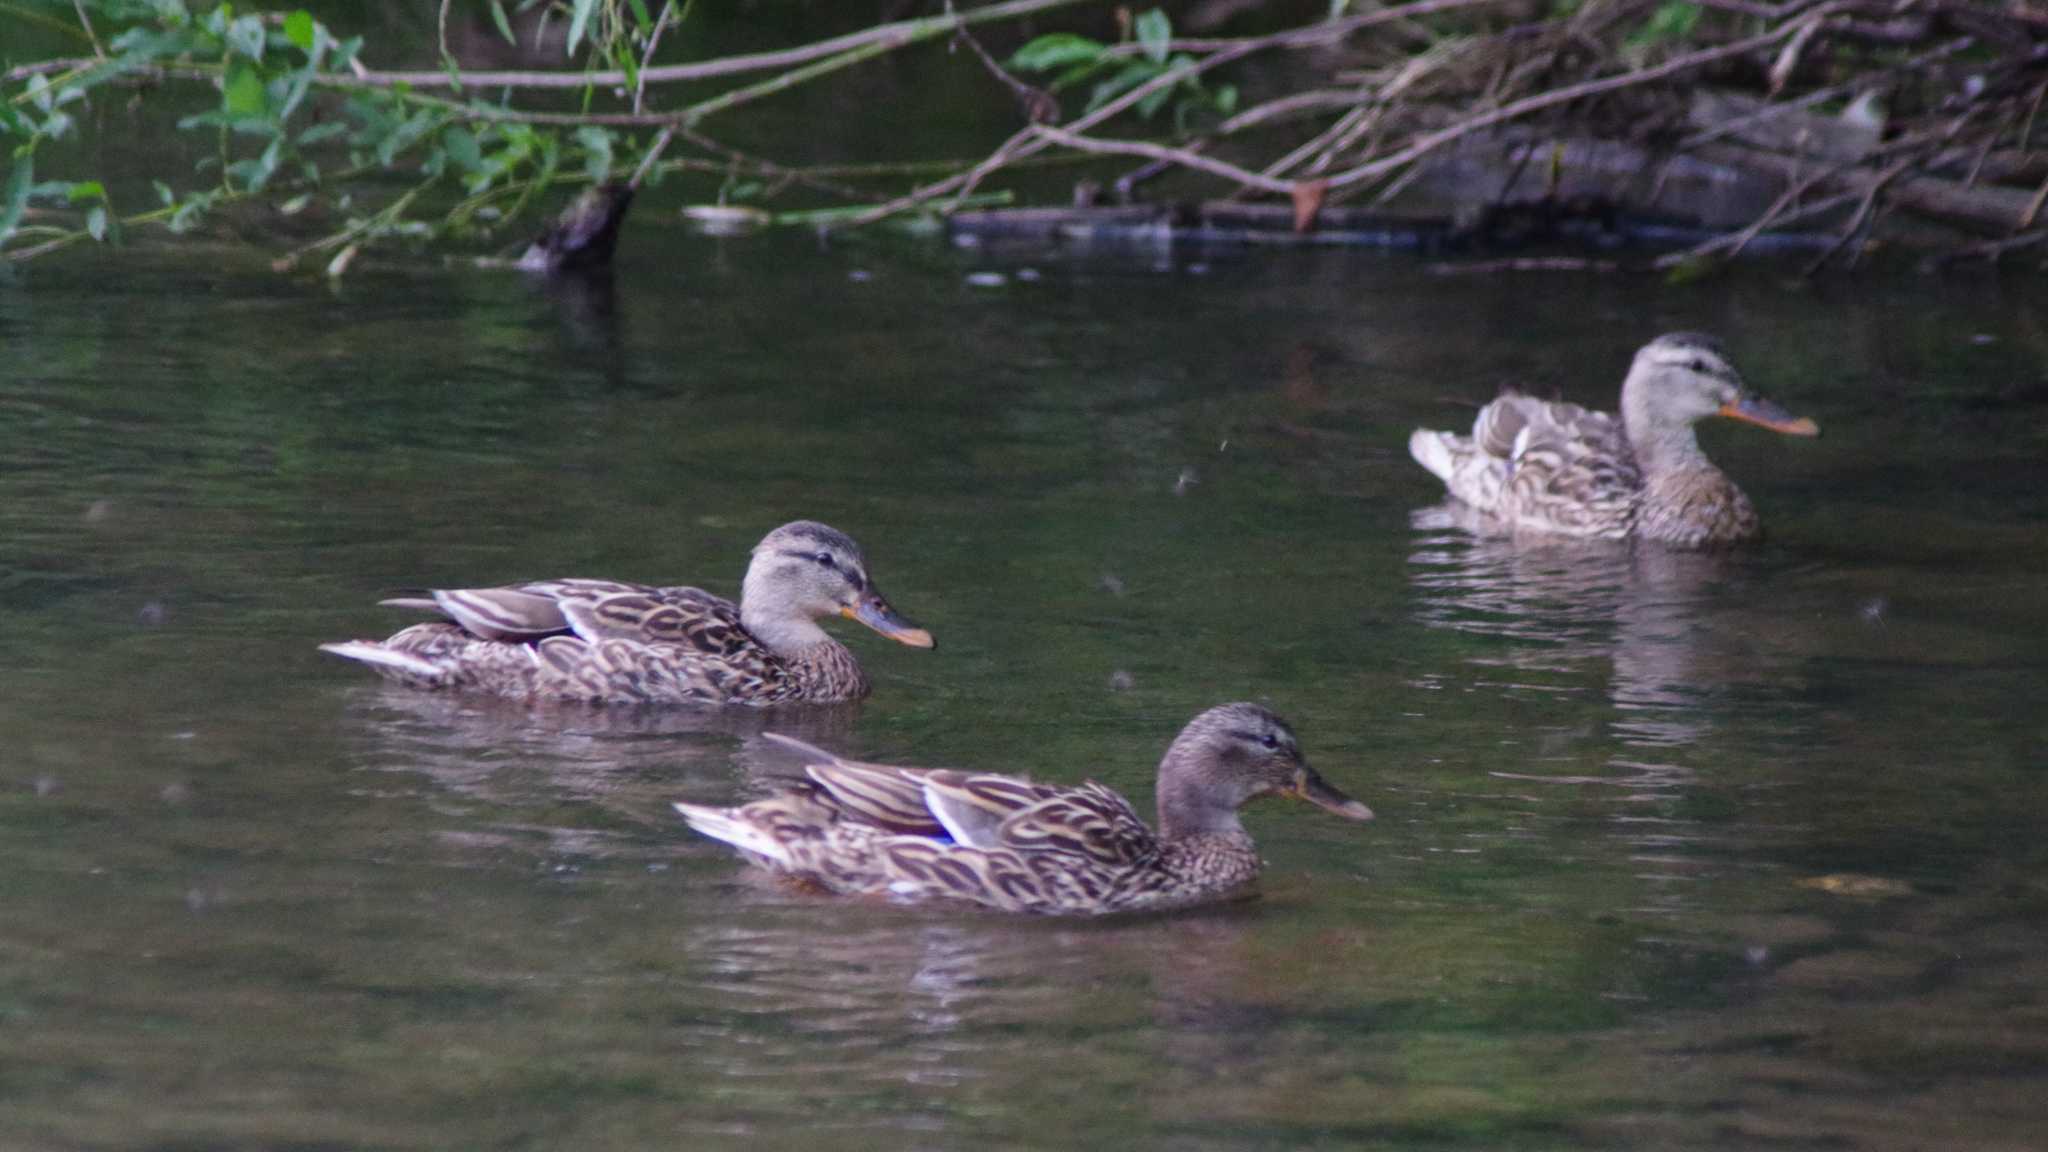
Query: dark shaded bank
[[7, 1, 2048, 276]]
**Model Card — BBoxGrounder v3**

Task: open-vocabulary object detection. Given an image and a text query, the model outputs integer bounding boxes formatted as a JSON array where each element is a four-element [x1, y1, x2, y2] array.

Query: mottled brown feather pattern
[[677, 704, 1371, 916], [1412, 335, 1806, 549], [323, 522, 925, 705], [354, 582, 865, 704]]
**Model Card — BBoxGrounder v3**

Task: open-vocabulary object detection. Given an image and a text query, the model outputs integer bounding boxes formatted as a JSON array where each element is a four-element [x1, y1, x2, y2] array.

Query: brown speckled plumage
[[1409, 333, 1816, 549], [320, 521, 932, 705], [674, 703, 1374, 915]]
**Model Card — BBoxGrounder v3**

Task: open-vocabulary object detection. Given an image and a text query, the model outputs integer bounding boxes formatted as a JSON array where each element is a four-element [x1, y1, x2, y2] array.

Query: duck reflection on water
[[1406, 498, 1822, 917], [330, 682, 867, 846]]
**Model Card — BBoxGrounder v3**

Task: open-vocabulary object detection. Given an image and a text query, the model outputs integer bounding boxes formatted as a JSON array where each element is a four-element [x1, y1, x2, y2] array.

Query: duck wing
[[1497, 397, 1641, 537], [378, 578, 656, 643], [765, 733, 950, 836], [553, 585, 751, 654], [992, 782, 1156, 867], [765, 734, 1065, 843]]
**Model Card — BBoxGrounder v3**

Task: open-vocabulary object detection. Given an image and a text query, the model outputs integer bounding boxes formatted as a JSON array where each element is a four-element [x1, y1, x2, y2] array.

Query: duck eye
[[1689, 359, 1709, 373], [813, 553, 836, 569], [1260, 734, 1280, 750]]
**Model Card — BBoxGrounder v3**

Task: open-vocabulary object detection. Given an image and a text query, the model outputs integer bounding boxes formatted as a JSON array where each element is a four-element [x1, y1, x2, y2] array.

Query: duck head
[[740, 520, 934, 654], [1155, 702, 1373, 841], [1622, 333, 1819, 448]]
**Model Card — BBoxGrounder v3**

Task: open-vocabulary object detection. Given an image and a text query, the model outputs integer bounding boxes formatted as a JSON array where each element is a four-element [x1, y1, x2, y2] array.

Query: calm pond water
[[2, 228, 2046, 1150]]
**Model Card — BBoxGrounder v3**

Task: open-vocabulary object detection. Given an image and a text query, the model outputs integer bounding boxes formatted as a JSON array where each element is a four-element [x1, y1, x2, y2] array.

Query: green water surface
[[2, 232, 2045, 1150]]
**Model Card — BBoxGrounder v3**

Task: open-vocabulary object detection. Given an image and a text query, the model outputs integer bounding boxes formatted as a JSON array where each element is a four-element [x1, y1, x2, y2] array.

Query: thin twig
[[949, 1, 1059, 123], [1801, 153, 1917, 275], [1323, 4, 1855, 194], [674, 127, 872, 199], [630, 126, 674, 189], [1654, 189, 1863, 268], [1028, 125, 1295, 193], [634, 0, 678, 115], [1930, 228, 2048, 267], [338, 0, 1098, 91], [71, 0, 102, 57], [838, 0, 1521, 227]]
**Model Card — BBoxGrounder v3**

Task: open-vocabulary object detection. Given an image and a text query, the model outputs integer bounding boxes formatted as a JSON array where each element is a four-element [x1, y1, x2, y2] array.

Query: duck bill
[[1719, 395, 1820, 437], [1291, 767, 1374, 821], [841, 593, 935, 649]]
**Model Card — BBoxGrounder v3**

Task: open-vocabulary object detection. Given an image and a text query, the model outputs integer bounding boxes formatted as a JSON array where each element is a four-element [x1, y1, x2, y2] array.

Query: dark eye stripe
[[783, 548, 866, 590]]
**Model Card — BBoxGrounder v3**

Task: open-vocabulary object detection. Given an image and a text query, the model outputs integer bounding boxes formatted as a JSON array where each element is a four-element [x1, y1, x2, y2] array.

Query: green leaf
[[627, 0, 653, 33], [442, 126, 483, 171], [153, 179, 175, 206], [86, 205, 107, 241], [1137, 82, 1174, 119], [0, 153, 31, 246], [567, 0, 599, 56], [1136, 9, 1171, 65], [283, 10, 316, 53], [1213, 83, 1239, 116], [222, 60, 267, 117], [255, 136, 283, 189], [487, 0, 516, 46], [1627, 1, 1700, 49], [66, 180, 105, 203], [1086, 61, 1160, 113], [227, 13, 266, 60], [169, 193, 211, 234], [1009, 33, 1104, 73], [297, 122, 349, 147], [575, 125, 613, 183], [0, 104, 25, 138]]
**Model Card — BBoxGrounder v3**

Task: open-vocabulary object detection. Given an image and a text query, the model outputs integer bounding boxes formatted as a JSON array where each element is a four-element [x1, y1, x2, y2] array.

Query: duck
[[1407, 333, 1819, 548], [319, 520, 933, 705], [672, 702, 1374, 915]]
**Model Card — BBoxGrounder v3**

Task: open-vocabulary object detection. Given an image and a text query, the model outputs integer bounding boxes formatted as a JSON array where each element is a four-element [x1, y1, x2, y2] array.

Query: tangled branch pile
[[4, 0, 2047, 272]]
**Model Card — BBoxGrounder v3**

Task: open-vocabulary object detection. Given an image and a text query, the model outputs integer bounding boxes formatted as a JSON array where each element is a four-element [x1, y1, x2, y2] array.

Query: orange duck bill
[[1290, 767, 1374, 821], [1720, 394, 1820, 437], [841, 591, 935, 649]]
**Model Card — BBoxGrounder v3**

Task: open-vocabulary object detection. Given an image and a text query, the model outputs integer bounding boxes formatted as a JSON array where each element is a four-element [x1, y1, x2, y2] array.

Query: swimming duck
[[1408, 333, 1818, 548], [320, 520, 933, 704], [673, 702, 1374, 915]]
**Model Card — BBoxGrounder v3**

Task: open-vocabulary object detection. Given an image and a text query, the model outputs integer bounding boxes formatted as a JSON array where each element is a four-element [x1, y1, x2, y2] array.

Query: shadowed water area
[[2, 231, 2046, 1150]]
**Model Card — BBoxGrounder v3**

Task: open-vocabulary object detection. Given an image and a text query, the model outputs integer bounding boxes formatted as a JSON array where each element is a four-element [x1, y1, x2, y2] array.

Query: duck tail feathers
[[1408, 428, 1463, 484], [318, 641, 445, 680], [673, 802, 790, 865]]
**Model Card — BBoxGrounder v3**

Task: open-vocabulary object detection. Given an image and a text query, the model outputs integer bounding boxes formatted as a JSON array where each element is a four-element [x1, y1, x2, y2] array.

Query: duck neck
[[739, 564, 832, 657], [1156, 768, 1248, 844], [739, 605, 832, 656], [1621, 371, 1710, 477]]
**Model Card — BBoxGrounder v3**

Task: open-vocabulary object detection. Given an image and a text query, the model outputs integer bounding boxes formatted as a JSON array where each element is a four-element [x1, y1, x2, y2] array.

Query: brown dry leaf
[[1291, 179, 1329, 234]]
